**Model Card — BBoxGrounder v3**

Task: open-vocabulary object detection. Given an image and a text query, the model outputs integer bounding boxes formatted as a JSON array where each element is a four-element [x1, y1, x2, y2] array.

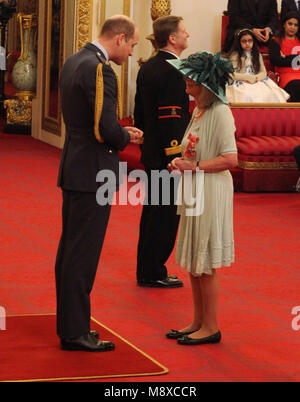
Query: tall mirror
[[42, 0, 64, 135]]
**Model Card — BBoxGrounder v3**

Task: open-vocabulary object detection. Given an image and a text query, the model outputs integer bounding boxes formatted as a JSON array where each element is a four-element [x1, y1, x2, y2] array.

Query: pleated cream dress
[[176, 101, 237, 276]]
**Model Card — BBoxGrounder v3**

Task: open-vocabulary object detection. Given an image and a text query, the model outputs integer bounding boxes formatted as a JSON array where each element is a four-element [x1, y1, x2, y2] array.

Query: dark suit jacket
[[269, 37, 298, 67], [223, 0, 279, 51], [58, 43, 130, 192], [134, 51, 190, 170], [281, 0, 300, 21]]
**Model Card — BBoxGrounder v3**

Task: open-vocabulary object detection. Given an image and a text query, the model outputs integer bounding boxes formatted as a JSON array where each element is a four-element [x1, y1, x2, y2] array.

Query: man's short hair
[[100, 15, 136, 41], [153, 15, 183, 49]]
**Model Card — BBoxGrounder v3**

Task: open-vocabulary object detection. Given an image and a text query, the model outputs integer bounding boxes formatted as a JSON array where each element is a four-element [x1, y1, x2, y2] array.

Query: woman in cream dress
[[166, 52, 237, 345]]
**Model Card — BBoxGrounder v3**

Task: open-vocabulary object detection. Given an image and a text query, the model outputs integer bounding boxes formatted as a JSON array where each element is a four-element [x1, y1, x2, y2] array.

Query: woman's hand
[[168, 157, 196, 173]]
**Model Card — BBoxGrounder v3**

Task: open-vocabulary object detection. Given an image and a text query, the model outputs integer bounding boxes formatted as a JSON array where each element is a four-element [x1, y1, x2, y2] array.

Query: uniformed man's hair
[[153, 16, 183, 49], [100, 15, 136, 41]]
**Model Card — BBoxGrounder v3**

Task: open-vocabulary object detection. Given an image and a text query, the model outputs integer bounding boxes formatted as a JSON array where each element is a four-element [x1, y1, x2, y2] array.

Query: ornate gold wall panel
[[74, 0, 94, 52]]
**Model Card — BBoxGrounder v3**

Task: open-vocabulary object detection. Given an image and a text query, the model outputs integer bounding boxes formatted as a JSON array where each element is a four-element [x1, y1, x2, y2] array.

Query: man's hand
[[262, 28, 271, 42], [253, 28, 268, 43], [125, 126, 144, 144]]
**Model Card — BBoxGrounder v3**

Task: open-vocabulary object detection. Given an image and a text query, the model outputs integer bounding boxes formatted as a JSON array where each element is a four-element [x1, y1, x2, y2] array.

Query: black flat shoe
[[138, 277, 183, 288], [61, 333, 115, 352], [166, 329, 197, 339], [177, 331, 221, 345]]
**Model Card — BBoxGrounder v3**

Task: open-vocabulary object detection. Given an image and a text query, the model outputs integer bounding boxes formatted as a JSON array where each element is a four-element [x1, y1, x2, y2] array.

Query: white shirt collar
[[92, 40, 109, 61]]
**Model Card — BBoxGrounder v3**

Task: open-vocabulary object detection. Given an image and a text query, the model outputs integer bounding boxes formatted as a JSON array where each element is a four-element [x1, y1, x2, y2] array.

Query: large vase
[[12, 13, 38, 100]]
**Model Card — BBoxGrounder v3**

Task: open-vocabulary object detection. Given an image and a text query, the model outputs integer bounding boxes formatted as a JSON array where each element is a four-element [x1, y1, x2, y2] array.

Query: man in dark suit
[[281, 0, 300, 21], [294, 146, 300, 192], [223, 0, 279, 52], [55, 15, 142, 352], [134, 16, 190, 288]]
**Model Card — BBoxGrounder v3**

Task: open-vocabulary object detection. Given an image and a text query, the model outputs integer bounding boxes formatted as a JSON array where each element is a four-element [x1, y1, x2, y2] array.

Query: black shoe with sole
[[61, 333, 115, 352], [138, 277, 183, 288], [177, 331, 221, 345], [166, 329, 197, 339]]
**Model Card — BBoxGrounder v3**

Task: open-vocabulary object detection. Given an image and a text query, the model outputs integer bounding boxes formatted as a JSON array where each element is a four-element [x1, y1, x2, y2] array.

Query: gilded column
[[74, 0, 93, 52], [139, 0, 172, 65]]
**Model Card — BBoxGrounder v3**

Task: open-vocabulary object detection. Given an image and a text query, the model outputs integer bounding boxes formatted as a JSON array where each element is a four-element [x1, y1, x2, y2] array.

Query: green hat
[[167, 51, 234, 104]]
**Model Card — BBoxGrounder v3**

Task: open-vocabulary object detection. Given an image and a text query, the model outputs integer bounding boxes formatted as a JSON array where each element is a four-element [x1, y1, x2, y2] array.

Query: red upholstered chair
[[231, 106, 300, 191]]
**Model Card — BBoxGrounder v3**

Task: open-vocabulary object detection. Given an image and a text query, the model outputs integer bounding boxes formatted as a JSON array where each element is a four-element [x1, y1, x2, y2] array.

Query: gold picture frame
[[42, 0, 65, 136]]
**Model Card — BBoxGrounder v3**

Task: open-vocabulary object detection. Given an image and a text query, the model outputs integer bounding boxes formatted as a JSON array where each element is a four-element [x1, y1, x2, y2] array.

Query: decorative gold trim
[[121, 0, 131, 118], [17, 13, 38, 61], [230, 102, 300, 109], [165, 145, 182, 156], [151, 0, 172, 20], [238, 160, 298, 170], [4, 99, 32, 125], [74, 0, 93, 52], [1, 314, 169, 383], [42, 0, 65, 136], [100, 0, 106, 28], [94, 63, 104, 142], [110, 64, 123, 119]]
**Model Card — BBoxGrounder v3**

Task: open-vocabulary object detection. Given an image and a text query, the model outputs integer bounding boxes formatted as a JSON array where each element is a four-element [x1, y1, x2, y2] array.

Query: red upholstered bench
[[119, 104, 300, 192], [231, 105, 300, 191]]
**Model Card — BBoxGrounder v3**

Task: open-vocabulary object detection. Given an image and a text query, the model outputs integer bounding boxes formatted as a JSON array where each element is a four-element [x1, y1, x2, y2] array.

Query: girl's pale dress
[[176, 101, 237, 276]]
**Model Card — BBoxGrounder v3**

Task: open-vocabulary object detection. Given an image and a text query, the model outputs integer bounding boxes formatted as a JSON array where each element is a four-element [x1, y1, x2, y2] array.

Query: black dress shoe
[[177, 331, 222, 345], [166, 329, 197, 339], [61, 333, 115, 352], [138, 277, 183, 288], [168, 274, 178, 279], [90, 330, 99, 339]]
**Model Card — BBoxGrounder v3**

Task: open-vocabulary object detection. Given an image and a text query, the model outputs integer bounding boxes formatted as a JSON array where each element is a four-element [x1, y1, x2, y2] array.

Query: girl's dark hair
[[275, 11, 300, 44], [228, 29, 261, 74]]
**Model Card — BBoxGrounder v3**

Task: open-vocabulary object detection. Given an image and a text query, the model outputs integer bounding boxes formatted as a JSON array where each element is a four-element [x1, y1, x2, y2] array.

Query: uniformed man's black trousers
[[137, 169, 180, 282], [55, 190, 111, 339]]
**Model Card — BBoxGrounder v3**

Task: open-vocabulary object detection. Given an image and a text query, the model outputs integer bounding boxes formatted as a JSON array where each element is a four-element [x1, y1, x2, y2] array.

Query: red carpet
[[0, 315, 167, 382], [1, 134, 300, 382]]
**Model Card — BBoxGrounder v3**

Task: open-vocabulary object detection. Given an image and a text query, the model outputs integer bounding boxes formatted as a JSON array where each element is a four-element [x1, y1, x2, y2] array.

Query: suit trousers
[[294, 145, 300, 171], [284, 80, 300, 103], [55, 189, 112, 339], [137, 169, 180, 282]]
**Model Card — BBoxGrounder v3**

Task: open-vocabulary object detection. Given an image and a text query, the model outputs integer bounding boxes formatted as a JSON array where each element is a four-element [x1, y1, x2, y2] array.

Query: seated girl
[[269, 12, 300, 102], [225, 29, 289, 103]]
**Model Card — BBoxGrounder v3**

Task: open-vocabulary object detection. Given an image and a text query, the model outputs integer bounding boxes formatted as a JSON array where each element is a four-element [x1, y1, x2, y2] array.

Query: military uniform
[[134, 50, 190, 283], [55, 43, 130, 339]]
